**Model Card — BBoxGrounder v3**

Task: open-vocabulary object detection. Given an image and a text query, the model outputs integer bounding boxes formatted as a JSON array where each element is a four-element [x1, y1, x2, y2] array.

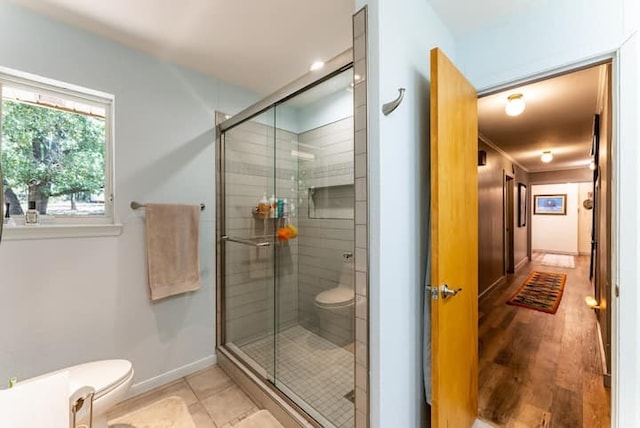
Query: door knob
[[441, 284, 462, 300]]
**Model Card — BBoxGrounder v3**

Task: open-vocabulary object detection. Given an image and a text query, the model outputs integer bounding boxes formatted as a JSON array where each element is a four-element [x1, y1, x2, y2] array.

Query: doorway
[[504, 174, 515, 274], [476, 60, 614, 426]]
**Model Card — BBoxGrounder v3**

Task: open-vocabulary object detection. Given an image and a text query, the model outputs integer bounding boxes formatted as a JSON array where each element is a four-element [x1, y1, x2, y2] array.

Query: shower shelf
[[251, 207, 286, 221]]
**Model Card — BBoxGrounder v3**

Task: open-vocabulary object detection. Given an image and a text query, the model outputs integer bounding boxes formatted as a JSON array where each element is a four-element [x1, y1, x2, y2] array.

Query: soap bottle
[[270, 195, 277, 218], [258, 193, 269, 218], [282, 198, 288, 218], [24, 201, 39, 225]]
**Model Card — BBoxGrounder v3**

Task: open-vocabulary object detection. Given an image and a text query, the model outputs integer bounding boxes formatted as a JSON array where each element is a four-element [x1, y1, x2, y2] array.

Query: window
[[0, 68, 114, 231]]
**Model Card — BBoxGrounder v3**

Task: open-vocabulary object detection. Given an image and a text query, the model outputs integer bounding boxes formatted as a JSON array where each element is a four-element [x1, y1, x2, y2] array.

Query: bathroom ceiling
[[9, 0, 354, 95], [478, 64, 605, 173]]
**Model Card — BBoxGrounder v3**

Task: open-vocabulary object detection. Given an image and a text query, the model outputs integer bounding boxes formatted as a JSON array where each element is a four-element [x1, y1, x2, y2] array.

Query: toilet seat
[[315, 286, 354, 308], [26, 359, 134, 400], [66, 359, 133, 400]]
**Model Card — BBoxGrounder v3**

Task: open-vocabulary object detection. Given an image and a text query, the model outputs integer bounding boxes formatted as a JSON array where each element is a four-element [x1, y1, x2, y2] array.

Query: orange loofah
[[277, 227, 292, 242], [277, 225, 298, 242]]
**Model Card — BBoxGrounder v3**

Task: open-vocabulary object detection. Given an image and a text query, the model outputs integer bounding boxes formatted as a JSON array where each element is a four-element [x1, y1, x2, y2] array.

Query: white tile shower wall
[[223, 119, 299, 346], [297, 118, 355, 337]]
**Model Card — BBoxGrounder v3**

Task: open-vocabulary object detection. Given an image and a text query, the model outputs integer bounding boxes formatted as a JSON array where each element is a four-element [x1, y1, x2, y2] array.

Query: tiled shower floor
[[238, 325, 354, 428]]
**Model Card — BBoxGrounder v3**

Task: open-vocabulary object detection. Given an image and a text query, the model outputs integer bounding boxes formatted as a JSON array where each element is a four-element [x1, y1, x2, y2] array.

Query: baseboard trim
[[127, 354, 217, 398], [533, 249, 579, 256], [515, 256, 528, 272], [479, 275, 506, 299], [595, 319, 610, 383]]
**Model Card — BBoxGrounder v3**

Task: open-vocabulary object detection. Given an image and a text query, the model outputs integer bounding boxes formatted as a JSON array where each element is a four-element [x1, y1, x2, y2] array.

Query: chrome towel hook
[[382, 88, 405, 116]]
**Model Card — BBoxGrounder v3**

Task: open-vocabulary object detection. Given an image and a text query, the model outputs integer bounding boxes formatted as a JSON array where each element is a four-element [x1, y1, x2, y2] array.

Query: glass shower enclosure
[[217, 64, 356, 427]]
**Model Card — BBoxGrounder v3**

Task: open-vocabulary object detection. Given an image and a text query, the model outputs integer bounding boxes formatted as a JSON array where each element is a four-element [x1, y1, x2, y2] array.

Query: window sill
[[1, 224, 124, 241]]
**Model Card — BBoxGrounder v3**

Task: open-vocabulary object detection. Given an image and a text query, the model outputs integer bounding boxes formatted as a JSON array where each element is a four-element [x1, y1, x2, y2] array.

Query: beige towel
[[145, 203, 201, 301]]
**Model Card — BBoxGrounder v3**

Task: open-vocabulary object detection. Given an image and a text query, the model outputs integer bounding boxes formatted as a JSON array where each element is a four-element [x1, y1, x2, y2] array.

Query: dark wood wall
[[595, 65, 613, 381], [478, 140, 529, 295]]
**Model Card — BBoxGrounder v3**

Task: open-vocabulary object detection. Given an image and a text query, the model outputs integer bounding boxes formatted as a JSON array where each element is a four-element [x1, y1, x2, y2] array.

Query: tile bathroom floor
[[107, 365, 261, 428]]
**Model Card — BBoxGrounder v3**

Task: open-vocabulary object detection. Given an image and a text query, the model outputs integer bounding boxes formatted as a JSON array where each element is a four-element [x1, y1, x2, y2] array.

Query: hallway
[[478, 253, 611, 427]]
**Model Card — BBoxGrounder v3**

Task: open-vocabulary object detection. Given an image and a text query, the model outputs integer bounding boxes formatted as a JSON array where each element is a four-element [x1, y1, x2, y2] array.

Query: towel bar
[[130, 201, 205, 211], [221, 235, 271, 247]]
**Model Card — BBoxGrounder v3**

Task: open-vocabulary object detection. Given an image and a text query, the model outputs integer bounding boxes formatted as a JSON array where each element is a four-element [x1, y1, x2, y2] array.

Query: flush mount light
[[309, 60, 325, 71], [540, 150, 553, 163], [505, 93, 526, 116]]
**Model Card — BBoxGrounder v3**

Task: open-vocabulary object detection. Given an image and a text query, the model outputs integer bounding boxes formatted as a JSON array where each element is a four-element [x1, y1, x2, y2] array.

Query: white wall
[[361, 0, 456, 426], [457, 0, 626, 90], [0, 1, 260, 392], [617, 26, 640, 428], [531, 183, 579, 254], [578, 182, 593, 255]]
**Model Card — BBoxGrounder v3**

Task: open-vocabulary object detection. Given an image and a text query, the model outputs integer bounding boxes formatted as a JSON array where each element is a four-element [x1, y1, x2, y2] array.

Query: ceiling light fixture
[[309, 60, 325, 72], [540, 151, 553, 163], [505, 93, 526, 116]]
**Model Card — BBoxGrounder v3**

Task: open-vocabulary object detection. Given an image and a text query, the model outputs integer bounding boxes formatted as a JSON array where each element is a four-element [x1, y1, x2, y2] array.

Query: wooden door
[[430, 47, 479, 428]]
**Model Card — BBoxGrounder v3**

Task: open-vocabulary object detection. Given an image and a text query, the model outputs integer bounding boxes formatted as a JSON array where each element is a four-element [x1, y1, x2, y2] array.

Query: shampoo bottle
[[277, 199, 284, 218]]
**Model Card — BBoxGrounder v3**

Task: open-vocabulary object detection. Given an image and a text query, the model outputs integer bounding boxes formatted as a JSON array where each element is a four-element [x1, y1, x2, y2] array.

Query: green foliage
[[1, 100, 105, 212]]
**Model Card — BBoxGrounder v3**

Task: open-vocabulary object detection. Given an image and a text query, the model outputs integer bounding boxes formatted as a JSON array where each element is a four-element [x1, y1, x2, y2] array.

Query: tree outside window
[[1, 93, 106, 217]]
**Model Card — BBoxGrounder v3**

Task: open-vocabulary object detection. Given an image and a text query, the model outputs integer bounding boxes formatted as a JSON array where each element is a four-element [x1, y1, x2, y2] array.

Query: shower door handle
[[221, 235, 271, 247]]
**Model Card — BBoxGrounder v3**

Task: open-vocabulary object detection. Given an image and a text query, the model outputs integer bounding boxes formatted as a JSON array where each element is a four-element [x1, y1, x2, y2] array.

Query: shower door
[[221, 107, 277, 380]]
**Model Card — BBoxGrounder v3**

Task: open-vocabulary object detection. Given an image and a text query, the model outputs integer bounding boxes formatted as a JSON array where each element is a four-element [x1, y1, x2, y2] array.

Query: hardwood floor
[[478, 253, 611, 427]]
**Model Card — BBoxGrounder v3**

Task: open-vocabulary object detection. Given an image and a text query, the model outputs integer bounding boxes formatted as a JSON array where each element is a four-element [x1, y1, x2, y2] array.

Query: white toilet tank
[[338, 252, 354, 288]]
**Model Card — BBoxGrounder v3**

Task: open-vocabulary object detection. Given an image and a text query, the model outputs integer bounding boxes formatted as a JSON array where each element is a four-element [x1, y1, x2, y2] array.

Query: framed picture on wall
[[533, 194, 567, 215], [518, 183, 527, 227]]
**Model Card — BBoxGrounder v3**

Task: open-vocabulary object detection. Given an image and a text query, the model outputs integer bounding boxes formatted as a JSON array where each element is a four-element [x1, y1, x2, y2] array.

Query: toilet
[[22, 359, 134, 428], [315, 252, 355, 347]]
